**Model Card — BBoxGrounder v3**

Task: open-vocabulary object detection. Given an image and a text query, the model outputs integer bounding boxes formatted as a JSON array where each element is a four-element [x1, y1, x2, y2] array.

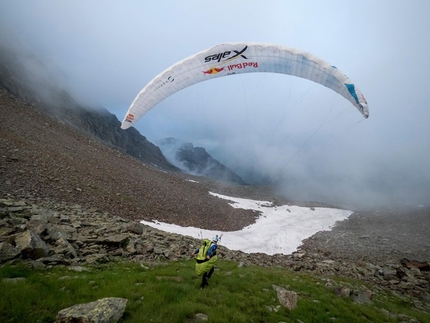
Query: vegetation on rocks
[[2, 258, 430, 323]]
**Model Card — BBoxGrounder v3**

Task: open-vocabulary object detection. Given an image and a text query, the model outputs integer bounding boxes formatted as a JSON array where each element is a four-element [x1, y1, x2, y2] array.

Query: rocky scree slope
[[0, 42, 178, 172], [0, 87, 258, 231]]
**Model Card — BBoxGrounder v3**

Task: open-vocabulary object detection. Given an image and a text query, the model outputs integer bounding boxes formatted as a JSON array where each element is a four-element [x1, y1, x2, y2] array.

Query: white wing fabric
[[121, 42, 368, 129]]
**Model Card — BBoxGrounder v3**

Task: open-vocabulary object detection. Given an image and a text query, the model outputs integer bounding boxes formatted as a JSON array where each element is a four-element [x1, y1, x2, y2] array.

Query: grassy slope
[[1, 260, 428, 323]]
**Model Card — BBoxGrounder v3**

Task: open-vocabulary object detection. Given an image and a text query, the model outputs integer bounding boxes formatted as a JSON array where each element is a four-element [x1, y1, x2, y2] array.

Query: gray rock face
[[54, 297, 128, 323], [15, 230, 50, 259], [158, 138, 247, 185], [0, 241, 20, 262]]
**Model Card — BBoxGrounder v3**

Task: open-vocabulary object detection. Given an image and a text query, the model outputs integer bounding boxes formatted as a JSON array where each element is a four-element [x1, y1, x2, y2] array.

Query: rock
[[27, 218, 48, 235], [0, 208, 8, 219], [163, 249, 171, 258], [124, 240, 136, 254], [382, 269, 397, 281], [69, 266, 91, 272], [54, 236, 78, 259], [154, 246, 163, 255], [128, 222, 145, 235], [0, 241, 21, 262], [30, 260, 47, 270], [15, 230, 50, 259], [419, 292, 430, 304], [321, 260, 335, 265], [85, 253, 109, 264], [272, 285, 298, 310], [401, 258, 430, 271], [8, 206, 31, 216], [351, 290, 373, 304], [37, 254, 71, 266], [8, 217, 27, 226], [194, 313, 208, 321], [29, 211, 50, 224], [54, 297, 128, 323], [292, 252, 306, 259], [334, 286, 351, 298], [398, 281, 415, 289], [2, 277, 26, 283], [187, 313, 208, 322], [99, 234, 130, 248], [407, 267, 422, 278]]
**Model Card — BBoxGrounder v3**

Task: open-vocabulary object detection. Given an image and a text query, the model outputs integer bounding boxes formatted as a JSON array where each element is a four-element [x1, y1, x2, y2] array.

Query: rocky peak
[[158, 137, 247, 185], [0, 42, 177, 172]]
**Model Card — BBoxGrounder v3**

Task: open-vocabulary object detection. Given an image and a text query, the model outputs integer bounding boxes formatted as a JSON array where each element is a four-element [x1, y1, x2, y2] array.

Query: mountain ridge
[[0, 41, 248, 185], [0, 86, 261, 231], [157, 137, 247, 185], [0, 44, 177, 172]]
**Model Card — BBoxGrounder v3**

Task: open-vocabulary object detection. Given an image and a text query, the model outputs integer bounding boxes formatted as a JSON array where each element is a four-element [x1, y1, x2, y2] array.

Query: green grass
[[0, 260, 428, 323]]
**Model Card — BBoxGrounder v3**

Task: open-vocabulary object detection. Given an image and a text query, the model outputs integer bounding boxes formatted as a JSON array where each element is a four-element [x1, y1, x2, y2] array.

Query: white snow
[[140, 192, 353, 255]]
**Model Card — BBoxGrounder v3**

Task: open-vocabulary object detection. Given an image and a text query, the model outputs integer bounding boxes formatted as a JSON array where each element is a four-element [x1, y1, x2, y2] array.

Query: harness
[[196, 239, 211, 263]]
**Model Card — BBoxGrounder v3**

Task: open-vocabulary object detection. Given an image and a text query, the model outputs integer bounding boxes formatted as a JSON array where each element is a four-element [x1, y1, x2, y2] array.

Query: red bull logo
[[227, 62, 258, 71], [125, 113, 134, 123], [202, 67, 225, 75]]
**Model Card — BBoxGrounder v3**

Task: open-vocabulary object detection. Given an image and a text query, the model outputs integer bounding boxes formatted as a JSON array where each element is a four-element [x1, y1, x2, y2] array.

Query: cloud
[[1, 1, 429, 208]]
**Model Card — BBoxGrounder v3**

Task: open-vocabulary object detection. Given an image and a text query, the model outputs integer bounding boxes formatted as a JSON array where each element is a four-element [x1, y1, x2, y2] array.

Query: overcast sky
[[1, 1, 430, 208]]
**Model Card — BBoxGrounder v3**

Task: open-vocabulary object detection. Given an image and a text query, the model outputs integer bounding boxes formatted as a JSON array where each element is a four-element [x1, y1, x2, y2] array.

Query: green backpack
[[195, 239, 218, 276], [196, 239, 211, 262]]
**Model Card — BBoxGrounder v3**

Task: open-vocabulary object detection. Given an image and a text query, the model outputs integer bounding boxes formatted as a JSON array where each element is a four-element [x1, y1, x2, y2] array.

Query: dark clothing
[[201, 266, 215, 288]]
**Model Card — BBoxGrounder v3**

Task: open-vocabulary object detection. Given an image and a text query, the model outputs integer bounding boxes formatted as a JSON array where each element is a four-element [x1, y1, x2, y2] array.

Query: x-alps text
[[204, 46, 249, 63]]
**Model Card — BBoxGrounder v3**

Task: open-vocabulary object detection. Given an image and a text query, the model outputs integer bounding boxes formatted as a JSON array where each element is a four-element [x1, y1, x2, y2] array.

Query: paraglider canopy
[[121, 42, 368, 130]]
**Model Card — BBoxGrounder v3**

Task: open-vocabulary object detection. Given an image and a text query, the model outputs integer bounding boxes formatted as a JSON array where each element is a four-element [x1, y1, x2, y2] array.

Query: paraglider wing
[[121, 42, 368, 129]]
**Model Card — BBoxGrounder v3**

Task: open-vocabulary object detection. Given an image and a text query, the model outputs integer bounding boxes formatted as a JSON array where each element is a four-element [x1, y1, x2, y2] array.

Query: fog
[[1, 1, 430, 208]]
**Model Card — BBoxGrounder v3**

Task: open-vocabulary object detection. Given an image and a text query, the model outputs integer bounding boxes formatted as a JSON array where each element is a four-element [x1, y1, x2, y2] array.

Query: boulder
[[54, 236, 78, 259], [128, 222, 145, 235], [15, 230, 50, 259], [187, 313, 208, 322], [85, 253, 109, 264], [351, 290, 373, 304], [96, 234, 130, 248], [36, 254, 71, 266], [334, 286, 351, 298], [401, 258, 430, 271], [27, 218, 48, 235], [29, 210, 50, 223], [0, 241, 21, 262], [272, 285, 298, 310], [54, 297, 128, 323]]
